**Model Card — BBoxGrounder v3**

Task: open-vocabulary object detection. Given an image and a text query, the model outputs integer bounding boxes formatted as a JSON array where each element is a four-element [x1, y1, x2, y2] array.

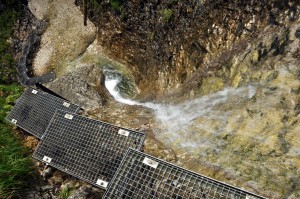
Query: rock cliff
[[83, 0, 300, 98]]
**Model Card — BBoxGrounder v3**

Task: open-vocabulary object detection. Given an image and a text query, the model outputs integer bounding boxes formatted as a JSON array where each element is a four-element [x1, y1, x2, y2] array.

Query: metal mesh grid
[[103, 149, 266, 199], [5, 87, 80, 138], [32, 110, 145, 189]]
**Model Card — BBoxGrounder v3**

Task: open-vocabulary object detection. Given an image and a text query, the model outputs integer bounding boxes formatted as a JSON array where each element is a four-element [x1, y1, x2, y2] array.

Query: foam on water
[[104, 72, 161, 108], [105, 78, 137, 105]]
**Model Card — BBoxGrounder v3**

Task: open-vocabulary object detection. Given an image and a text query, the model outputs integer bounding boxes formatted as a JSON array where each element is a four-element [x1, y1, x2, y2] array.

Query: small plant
[[58, 185, 73, 199], [110, 0, 121, 13], [160, 8, 173, 22], [88, 0, 101, 13], [148, 31, 155, 41]]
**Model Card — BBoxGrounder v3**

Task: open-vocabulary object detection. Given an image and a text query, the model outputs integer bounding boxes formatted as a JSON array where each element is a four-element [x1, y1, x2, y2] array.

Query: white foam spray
[[104, 73, 256, 150]]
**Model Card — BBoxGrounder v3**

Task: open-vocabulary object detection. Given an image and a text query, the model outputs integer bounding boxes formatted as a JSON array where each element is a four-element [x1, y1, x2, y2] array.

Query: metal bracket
[[31, 89, 38, 94], [96, 179, 108, 188], [64, 114, 73, 120], [63, 102, 70, 107], [143, 157, 158, 169], [43, 156, 52, 164], [118, 129, 130, 137], [11, 119, 17, 124]]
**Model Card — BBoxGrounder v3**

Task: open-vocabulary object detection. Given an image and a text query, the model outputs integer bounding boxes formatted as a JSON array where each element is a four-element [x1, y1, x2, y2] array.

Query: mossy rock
[[199, 77, 224, 95]]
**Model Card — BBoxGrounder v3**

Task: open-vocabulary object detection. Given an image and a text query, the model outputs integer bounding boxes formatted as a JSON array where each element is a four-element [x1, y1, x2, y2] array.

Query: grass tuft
[[110, 0, 122, 14], [160, 8, 173, 22], [58, 185, 73, 199]]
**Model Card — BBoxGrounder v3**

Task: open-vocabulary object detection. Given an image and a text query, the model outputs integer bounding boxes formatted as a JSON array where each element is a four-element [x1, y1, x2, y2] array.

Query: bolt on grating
[[103, 148, 267, 199], [32, 110, 146, 189], [5, 87, 80, 138]]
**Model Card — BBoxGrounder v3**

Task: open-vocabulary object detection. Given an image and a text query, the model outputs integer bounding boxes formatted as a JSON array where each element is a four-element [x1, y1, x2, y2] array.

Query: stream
[[104, 67, 257, 151]]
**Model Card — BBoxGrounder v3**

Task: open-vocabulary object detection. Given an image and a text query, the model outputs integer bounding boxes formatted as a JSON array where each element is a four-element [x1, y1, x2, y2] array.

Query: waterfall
[[104, 69, 257, 149], [104, 69, 256, 124], [154, 85, 255, 129]]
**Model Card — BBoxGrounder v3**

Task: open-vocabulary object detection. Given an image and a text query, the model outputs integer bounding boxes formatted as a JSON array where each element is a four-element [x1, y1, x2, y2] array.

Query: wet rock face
[[85, 0, 300, 97], [174, 68, 300, 198], [157, 21, 300, 198]]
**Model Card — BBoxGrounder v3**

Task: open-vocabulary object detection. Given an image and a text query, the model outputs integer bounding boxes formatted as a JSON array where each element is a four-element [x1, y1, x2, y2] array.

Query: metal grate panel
[[32, 110, 145, 189], [5, 87, 80, 138], [103, 148, 266, 199]]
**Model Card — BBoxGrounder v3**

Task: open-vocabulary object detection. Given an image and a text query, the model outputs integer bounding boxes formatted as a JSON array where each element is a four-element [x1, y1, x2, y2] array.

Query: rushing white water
[[104, 69, 160, 108], [105, 78, 138, 105], [104, 71, 257, 149], [105, 73, 256, 121], [154, 86, 255, 129]]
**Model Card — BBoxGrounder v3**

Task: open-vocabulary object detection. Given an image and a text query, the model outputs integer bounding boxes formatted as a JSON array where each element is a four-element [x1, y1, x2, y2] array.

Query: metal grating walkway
[[103, 148, 266, 199], [32, 110, 145, 189], [5, 87, 80, 138]]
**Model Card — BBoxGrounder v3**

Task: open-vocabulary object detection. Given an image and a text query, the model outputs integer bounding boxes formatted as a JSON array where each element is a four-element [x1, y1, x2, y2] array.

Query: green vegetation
[[87, 0, 122, 13], [160, 8, 173, 22], [58, 186, 73, 199], [110, 0, 122, 13], [148, 31, 155, 41], [0, 84, 32, 199], [87, 0, 101, 13], [0, 1, 22, 84], [0, 2, 32, 198]]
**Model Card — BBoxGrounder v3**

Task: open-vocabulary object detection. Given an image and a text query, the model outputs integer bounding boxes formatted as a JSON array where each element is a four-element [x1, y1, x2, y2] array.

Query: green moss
[[160, 9, 173, 22], [199, 77, 224, 95], [232, 72, 242, 87], [252, 50, 259, 63], [110, 0, 121, 13], [88, 0, 101, 8], [148, 31, 155, 41]]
